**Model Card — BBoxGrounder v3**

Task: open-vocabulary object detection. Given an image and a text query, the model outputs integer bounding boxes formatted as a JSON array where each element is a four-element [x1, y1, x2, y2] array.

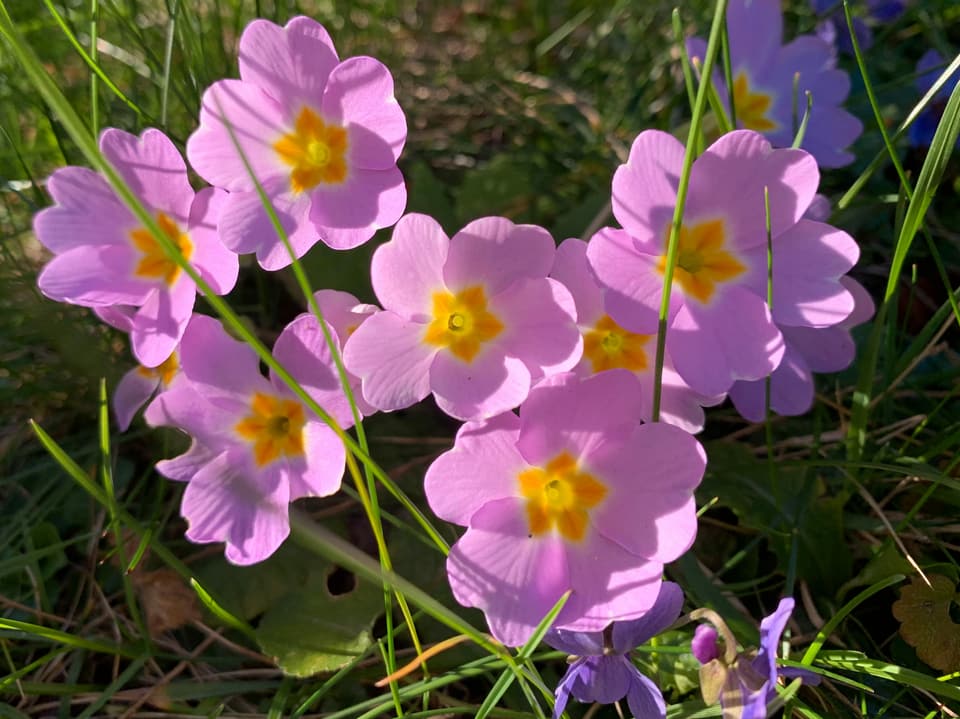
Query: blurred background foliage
[[3, 0, 960, 717]]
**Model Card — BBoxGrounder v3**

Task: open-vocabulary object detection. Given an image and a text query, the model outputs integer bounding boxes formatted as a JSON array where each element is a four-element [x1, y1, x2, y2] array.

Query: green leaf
[[196, 543, 319, 622], [892, 574, 960, 673], [256, 563, 384, 677]]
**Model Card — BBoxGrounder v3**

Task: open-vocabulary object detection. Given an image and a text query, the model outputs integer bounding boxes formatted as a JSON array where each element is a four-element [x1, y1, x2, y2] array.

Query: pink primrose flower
[[551, 237, 723, 433], [588, 129, 859, 397], [343, 213, 582, 421], [310, 288, 379, 417], [729, 277, 874, 421], [114, 349, 183, 432], [186, 16, 407, 270], [687, 0, 862, 168], [423, 372, 705, 646], [145, 314, 353, 565], [35, 129, 239, 368]]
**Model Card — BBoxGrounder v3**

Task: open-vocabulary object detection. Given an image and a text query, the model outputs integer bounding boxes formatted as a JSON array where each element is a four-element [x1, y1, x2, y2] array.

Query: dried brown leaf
[[892, 574, 960, 672], [132, 568, 200, 636]]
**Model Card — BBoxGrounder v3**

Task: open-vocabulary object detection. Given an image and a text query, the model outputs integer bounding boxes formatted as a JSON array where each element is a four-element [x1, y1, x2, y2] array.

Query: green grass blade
[[652, 0, 729, 420]]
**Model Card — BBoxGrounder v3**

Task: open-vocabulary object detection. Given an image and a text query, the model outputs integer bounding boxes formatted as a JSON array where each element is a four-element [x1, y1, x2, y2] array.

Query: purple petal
[[156, 441, 218, 483], [186, 79, 288, 192], [424, 412, 526, 526], [176, 314, 267, 403], [686, 131, 819, 250], [321, 56, 406, 170], [34, 167, 133, 254], [308, 165, 406, 250], [586, 226, 670, 333], [370, 213, 448, 321], [588, 422, 704, 563], [729, 342, 814, 422], [611, 130, 683, 246], [611, 581, 684, 653], [443, 217, 556, 296], [667, 286, 785, 397], [430, 348, 531, 421], [238, 16, 339, 118], [312, 289, 378, 341], [446, 496, 569, 647], [727, 0, 783, 71], [575, 656, 632, 704], [516, 371, 643, 467], [342, 310, 435, 411], [38, 244, 151, 307], [754, 597, 794, 685], [783, 324, 854, 374], [180, 447, 290, 565], [491, 277, 582, 379], [551, 237, 605, 326], [99, 128, 193, 222], [742, 220, 858, 328], [840, 276, 875, 329], [625, 669, 667, 719], [145, 384, 244, 449], [188, 187, 239, 295], [94, 305, 136, 332], [113, 366, 160, 431], [217, 178, 316, 271], [691, 624, 721, 664], [544, 628, 604, 657], [552, 658, 588, 719], [289, 419, 346, 499], [129, 278, 196, 368], [271, 313, 354, 427], [559, 537, 664, 634]]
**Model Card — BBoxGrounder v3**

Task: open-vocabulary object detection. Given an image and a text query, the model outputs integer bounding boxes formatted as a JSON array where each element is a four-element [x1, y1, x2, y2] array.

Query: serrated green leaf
[[892, 574, 960, 673]]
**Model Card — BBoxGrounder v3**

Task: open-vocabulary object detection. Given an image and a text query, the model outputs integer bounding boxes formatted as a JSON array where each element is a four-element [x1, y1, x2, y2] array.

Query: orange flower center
[[658, 218, 746, 304], [732, 71, 777, 132], [234, 392, 306, 467], [129, 213, 193, 286], [274, 106, 348, 193], [135, 351, 179, 386], [423, 286, 504, 363], [518, 452, 607, 542], [582, 315, 651, 374]]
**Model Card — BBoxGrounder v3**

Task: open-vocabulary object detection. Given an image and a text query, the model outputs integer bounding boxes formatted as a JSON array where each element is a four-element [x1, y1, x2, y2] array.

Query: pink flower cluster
[[33, 5, 871, 663]]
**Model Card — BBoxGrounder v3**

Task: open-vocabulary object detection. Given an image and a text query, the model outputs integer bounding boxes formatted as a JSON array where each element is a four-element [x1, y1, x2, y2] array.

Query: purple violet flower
[[546, 582, 684, 719], [693, 598, 820, 719]]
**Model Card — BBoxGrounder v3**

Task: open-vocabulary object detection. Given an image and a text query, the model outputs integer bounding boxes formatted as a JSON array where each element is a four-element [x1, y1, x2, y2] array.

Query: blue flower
[[692, 598, 820, 719], [909, 49, 959, 148], [546, 582, 683, 719], [811, 0, 909, 55]]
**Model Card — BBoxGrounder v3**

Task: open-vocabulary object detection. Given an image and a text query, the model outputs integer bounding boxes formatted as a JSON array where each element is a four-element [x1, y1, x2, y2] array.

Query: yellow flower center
[[732, 71, 777, 132], [423, 286, 504, 363], [658, 219, 746, 304], [135, 351, 179, 386], [274, 106, 348, 193], [234, 392, 307, 467], [582, 315, 651, 374], [129, 212, 193, 286], [518, 452, 607, 542]]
